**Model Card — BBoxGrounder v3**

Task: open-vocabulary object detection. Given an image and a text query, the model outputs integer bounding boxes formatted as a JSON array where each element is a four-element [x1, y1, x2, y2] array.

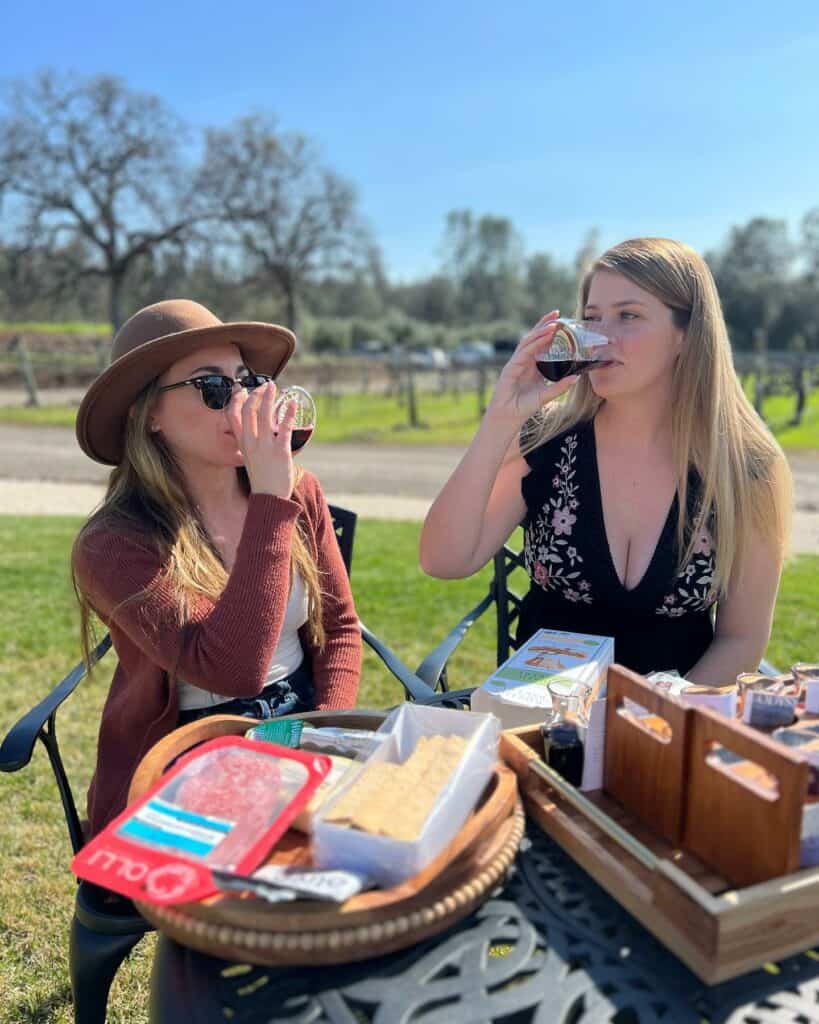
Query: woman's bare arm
[[685, 528, 784, 686], [419, 415, 530, 578], [420, 313, 578, 578]]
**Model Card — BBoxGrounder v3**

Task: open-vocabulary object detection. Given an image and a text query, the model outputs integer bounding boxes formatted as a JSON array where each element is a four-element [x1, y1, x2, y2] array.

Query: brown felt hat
[[76, 299, 296, 465]]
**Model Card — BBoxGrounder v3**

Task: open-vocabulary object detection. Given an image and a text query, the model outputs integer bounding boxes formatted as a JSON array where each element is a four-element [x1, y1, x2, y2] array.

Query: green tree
[[574, 227, 601, 285], [442, 209, 525, 323], [710, 217, 793, 350], [524, 252, 577, 325], [392, 275, 457, 324]]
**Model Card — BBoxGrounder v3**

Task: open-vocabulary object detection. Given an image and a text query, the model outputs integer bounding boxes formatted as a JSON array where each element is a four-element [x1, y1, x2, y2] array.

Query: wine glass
[[274, 385, 316, 453], [547, 679, 581, 726], [535, 319, 611, 382]]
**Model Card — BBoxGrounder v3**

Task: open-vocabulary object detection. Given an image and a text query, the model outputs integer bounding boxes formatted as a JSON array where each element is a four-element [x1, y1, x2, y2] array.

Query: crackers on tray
[[291, 754, 356, 834], [324, 734, 469, 841]]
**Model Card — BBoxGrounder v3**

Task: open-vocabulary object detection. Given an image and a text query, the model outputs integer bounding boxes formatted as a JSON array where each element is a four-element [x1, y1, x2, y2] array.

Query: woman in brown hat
[[72, 300, 362, 837]]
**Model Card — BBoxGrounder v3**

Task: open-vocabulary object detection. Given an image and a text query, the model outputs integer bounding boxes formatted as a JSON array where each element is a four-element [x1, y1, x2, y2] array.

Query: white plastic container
[[312, 703, 500, 888]]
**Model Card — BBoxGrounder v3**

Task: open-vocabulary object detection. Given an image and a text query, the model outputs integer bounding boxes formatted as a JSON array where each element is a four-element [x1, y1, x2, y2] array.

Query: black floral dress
[[517, 419, 717, 676]]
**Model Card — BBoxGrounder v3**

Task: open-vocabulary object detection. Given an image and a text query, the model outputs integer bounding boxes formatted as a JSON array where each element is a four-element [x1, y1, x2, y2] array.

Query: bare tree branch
[[0, 70, 201, 327], [195, 115, 371, 330]]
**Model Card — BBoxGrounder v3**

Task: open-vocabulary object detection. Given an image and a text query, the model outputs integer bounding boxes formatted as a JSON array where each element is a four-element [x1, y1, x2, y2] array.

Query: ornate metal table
[[149, 826, 819, 1023]]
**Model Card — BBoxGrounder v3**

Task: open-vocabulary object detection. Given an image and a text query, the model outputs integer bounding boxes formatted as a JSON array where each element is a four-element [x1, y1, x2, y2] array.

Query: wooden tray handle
[[607, 665, 688, 721], [683, 706, 809, 886], [604, 666, 691, 845], [688, 706, 809, 800], [608, 702, 675, 747]]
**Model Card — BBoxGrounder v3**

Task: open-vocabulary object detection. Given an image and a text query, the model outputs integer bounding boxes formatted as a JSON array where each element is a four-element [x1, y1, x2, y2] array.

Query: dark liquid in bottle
[[547, 723, 584, 786], [536, 359, 599, 382], [291, 427, 314, 452]]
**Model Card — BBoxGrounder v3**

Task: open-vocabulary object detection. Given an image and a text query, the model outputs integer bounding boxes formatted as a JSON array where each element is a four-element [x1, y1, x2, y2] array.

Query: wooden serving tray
[[128, 710, 524, 965], [501, 670, 819, 985]]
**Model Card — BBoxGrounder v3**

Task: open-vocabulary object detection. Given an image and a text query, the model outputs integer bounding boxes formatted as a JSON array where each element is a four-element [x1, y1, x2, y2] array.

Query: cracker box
[[470, 628, 614, 790], [312, 703, 499, 887]]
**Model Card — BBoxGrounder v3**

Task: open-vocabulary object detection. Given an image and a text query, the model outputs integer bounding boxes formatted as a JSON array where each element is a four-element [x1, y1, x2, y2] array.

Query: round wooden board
[[129, 709, 524, 965]]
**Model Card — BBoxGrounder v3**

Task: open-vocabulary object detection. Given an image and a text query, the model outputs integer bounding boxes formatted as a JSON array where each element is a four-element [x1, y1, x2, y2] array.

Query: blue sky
[[3, 0, 819, 280]]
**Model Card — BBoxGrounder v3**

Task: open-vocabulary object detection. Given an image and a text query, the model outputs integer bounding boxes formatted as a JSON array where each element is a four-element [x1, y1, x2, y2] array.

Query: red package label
[[72, 737, 330, 905]]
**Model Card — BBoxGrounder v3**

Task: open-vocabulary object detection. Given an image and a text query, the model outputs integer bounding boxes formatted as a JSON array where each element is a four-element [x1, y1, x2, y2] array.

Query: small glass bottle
[[547, 721, 584, 787], [540, 680, 581, 779]]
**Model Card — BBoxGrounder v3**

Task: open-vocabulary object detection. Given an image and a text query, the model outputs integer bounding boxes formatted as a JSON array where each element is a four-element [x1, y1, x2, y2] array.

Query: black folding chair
[[326, 503, 441, 704], [396, 541, 529, 709], [0, 629, 151, 1024]]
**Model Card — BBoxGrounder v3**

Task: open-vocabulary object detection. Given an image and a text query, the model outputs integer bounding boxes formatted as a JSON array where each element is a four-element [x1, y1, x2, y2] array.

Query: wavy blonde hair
[[521, 237, 792, 596], [73, 379, 325, 668]]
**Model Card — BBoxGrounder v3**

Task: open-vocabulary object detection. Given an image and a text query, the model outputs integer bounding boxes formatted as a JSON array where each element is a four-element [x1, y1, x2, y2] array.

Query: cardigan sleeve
[[297, 475, 362, 710], [73, 494, 302, 697]]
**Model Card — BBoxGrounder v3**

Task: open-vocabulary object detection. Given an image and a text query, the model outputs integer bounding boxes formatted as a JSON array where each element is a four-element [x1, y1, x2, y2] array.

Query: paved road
[[1, 423, 817, 552], [0, 424, 464, 496], [0, 423, 462, 522]]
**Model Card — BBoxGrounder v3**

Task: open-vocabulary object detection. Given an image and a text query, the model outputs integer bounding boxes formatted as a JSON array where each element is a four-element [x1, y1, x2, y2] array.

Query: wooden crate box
[[500, 664, 819, 984]]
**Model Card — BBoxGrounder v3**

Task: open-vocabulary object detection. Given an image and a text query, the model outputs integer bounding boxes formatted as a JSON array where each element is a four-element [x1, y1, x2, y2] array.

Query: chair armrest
[[413, 591, 495, 689], [413, 686, 476, 709], [359, 621, 438, 704], [0, 634, 111, 773]]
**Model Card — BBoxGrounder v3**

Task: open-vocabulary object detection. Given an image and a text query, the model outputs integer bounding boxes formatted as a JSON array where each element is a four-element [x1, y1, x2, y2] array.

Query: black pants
[[177, 660, 315, 726]]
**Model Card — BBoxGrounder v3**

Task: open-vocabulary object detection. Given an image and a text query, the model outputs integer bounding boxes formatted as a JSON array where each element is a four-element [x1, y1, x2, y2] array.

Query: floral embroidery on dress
[[654, 519, 716, 617], [524, 433, 594, 604]]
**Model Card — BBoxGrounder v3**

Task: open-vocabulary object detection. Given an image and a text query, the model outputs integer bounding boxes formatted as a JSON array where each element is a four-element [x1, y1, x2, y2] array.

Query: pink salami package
[[72, 737, 331, 906]]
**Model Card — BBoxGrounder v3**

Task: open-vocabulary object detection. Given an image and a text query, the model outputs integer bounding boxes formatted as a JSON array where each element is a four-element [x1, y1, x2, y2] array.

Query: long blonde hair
[[73, 379, 325, 668], [521, 237, 792, 596]]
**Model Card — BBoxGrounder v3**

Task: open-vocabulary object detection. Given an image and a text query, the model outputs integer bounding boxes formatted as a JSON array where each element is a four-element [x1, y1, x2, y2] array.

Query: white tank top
[[176, 573, 309, 711]]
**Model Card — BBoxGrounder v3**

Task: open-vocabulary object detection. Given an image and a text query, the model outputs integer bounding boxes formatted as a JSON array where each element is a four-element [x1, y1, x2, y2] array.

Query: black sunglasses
[[158, 373, 274, 411]]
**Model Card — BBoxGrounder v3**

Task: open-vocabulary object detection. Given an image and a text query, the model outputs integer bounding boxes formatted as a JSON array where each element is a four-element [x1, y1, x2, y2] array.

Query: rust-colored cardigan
[[73, 471, 362, 836]]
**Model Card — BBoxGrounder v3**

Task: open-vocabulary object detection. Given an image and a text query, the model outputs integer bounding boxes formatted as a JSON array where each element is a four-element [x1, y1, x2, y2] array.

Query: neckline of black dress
[[585, 417, 679, 598]]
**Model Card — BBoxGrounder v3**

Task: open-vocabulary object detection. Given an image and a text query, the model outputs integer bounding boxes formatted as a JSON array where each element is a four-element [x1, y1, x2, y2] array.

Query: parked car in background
[[385, 345, 410, 367], [493, 336, 518, 359], [451, 340, 494, 367], [350, 339, 390, 359], [409, 346, 450, 370]]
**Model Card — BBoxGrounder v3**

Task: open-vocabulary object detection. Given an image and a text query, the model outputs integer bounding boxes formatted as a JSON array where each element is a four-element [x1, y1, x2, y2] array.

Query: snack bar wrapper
[[72, 737, 330, 905]]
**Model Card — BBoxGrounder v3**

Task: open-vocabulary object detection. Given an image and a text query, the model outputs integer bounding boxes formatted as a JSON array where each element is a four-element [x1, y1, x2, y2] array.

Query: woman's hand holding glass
[[274, 386, 316, 452], [488, 310, 580, 426], [228, 381, 296, 498]]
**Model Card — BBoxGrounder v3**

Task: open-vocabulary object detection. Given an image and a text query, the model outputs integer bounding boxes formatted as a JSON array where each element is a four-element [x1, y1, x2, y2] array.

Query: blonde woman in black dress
[[420, 238, 791, 681]]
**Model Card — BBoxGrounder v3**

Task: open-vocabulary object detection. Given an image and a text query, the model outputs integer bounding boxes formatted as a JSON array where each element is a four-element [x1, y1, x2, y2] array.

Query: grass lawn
[[0, 390, 490, 444], [0, 516, 816, 1022], [0, 322, 109, 335], [752, 389, 819, 451], [2, 388, 817, 451], [0, 404, 89, 428]]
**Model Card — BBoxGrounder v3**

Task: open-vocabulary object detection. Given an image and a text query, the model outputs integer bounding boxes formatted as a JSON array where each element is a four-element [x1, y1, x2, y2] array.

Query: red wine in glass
[[535, 318, 610, 382], [290, 427, 314, 452], [275, 385, 316, 454], [536, 358, 599, 382]]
